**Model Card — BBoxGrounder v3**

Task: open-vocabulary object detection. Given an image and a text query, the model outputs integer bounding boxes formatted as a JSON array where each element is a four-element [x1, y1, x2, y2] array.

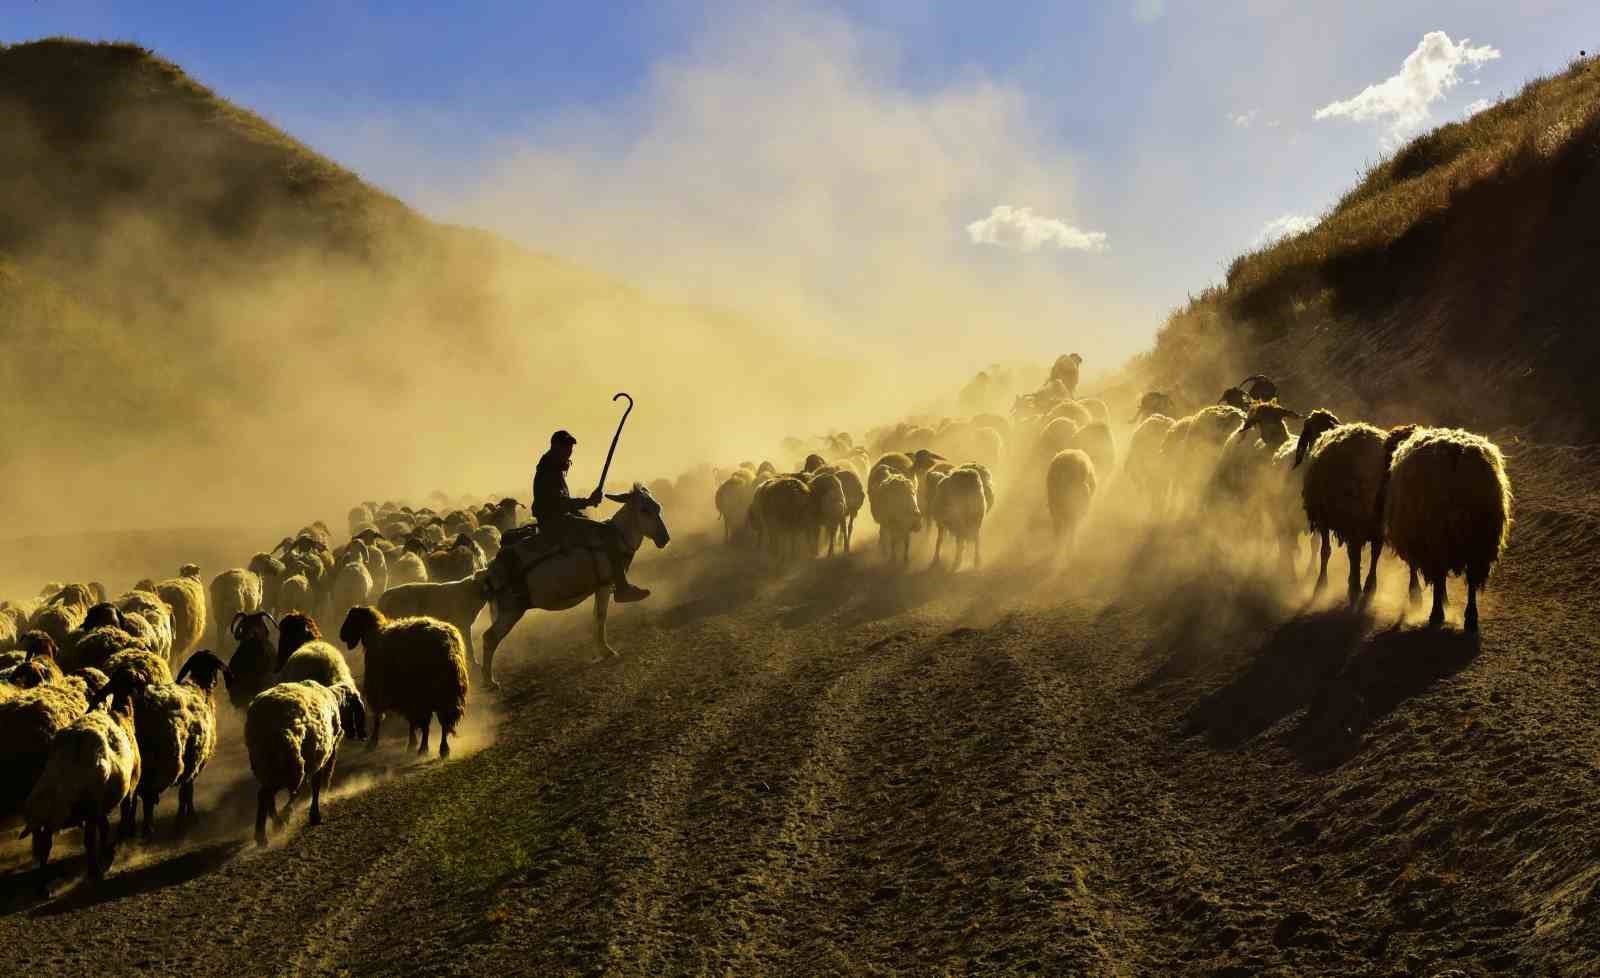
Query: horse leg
[[479, 597, 527, 693], [594, 589, 615, 657]]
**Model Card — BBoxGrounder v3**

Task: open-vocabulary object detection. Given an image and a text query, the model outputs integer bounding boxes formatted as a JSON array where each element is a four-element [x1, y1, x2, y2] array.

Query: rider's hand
[[587, 489, 604, 508]]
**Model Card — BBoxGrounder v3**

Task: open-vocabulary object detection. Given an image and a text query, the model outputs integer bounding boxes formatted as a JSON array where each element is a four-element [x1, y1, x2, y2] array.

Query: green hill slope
[[1120, 54, 1600, 440]]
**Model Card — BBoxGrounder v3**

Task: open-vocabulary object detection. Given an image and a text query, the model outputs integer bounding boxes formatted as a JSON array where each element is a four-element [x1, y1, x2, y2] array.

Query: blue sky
[[4, 1, 1593, 368]]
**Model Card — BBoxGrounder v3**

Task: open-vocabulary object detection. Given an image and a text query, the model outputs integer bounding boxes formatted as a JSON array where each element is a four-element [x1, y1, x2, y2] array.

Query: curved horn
[[174, 659, 192, 686], [261, 610, 279, 629]]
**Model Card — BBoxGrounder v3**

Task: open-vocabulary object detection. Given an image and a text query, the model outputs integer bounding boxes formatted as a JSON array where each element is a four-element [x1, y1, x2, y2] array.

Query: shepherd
[[533, 428, 651, 604]]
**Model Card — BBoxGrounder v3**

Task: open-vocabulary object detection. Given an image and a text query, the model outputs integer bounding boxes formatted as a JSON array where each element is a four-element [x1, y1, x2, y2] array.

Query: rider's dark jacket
[[533, 451, 590, 527]]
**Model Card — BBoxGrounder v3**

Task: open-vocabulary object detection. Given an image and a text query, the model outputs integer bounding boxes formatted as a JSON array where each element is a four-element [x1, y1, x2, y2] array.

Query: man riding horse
[[533, 429, 651, 603]]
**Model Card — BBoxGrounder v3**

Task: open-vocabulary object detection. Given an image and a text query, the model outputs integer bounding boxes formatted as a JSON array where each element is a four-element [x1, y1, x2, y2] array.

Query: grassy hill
[[0, 39, 859, 534], [1119, 54, 1600, 441]]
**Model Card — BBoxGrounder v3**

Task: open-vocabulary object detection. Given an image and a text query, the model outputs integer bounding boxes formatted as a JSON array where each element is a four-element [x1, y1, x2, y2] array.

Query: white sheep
[[332, 557, 375, 617], [19, 681, 141, 881], [0, 668, 101, 818], [1383, 427, 1513, 631], [210, 568, 263, 657], [1047, 449, 1098, 548], [714, 471, 758, 545], [339, 606, 469, 758], [154, 566, 207, 661], [102, 650, 232, 838], [1121, 413, 1175, 511], [929, 466, 990, 571], [246, 679, 367, 847], [868, 471, 922, 566], [1297, 419, 1415, 605]]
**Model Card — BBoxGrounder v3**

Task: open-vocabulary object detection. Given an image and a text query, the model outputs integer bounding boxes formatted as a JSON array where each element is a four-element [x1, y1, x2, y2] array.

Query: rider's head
[[550, 429, 577, 465]]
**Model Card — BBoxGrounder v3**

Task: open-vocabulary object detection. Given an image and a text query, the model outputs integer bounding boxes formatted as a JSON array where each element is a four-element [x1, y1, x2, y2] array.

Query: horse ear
[[604, 492, 629, 504]]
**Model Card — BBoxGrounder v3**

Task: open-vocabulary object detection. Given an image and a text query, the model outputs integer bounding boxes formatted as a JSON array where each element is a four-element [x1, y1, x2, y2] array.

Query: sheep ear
[[174, 661, 192, 685]]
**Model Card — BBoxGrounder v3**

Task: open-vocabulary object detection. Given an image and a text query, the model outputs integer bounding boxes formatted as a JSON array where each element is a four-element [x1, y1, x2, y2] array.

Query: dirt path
[[5, 448, 1600, 977]]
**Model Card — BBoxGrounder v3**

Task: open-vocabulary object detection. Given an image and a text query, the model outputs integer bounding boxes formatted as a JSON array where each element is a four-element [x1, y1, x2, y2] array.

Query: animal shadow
[[25, 839, 247, 916]]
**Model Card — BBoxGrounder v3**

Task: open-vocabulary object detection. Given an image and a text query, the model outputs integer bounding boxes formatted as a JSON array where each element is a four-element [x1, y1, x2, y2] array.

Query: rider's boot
[[609, 546, 651, 603]]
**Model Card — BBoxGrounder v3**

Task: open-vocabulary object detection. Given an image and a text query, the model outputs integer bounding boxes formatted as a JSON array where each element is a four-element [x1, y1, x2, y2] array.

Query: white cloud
[[1133, 0, 1165, 23], [966, 205, 1108, 253], [1256, 213, 1316, 246], [1228, 109, 1259, 128], [1462, 97, 1494, 118], [1314, 31, 1500, 142]]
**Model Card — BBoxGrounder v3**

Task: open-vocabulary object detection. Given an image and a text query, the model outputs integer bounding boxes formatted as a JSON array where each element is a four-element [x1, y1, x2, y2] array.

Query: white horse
[[479, 484, 670, 690]]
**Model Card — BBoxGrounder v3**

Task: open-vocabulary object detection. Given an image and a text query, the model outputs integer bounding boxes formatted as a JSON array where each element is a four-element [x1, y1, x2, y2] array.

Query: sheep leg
[[31, 828, 53, 871], [408, 722, 419, 751], [439, 719, 452, 759], [309, 759, 331, 826], [1362, 538, 1381, 596], [177, 781, 195, 835], [120, 794, 137, 840], [953, 538, 966, 572], [417, 716, 431, 755], [930, 526, 945, 570], [974, 532, 982, 569], [141, 791, 157, 839], [1429, 576, 1447, 628], [1345, 540, 1364, 606], [1314, 529, 1331, 596], [99, 814, 118, 874], [367, 710, 384, 750], [256, 786, 275, 847], [1407, 565, 1422, 606], [1464, 578, 1480, 633], [83, 816, 101, 882]]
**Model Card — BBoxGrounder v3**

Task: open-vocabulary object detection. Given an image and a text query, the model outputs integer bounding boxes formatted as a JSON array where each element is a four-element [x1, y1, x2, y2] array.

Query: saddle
[[487, 521, 616, 603]]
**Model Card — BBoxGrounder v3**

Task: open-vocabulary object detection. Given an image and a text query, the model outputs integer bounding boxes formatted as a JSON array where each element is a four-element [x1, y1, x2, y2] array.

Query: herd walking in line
[[0, 353, 1512, 888]]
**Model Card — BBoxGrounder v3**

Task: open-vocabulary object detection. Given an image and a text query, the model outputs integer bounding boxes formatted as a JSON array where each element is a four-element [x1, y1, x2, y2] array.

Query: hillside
[[1118, 54, 1600, 442], [0, 39, 866, 535]]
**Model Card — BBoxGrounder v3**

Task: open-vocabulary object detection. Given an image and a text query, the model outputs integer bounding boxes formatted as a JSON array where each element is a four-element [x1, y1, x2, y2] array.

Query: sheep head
[[175, 650, 233, 691], [17, 631, 58, 661], [276, 613, 322, 668], [179, 563, 201, 578], [1218, 387, 1252, 411], [1131, 391, 1176, 424], [339, 606, 384, 650], [232, 610, 277, 643], [1293, 409, 1343, 468]]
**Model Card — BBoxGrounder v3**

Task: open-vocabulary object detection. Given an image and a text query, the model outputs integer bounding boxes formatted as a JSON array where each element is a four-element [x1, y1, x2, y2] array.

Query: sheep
[[0, 604, 21, 652], [279, 573, 314, 614], [1130, 391, 1177, 424], [275, 611, 323, 664], [830, 465, 866, 553], [868, 472, 922, 566], [19, 680, 141, 880], [915, 460, 955, 537], [1047, 399, 1093, 428], [3, 634, 64, 690], [805, 469, 849, 557], [1167, 405, 1246, 514], [1206, 401, 1302, 550], [377, 573, 489, 667], [929, 466, 990, 571], [1046, 449, 1098, 548], [246, 679, 367, 847], [279, 638, 357, 689], [29, 583, 94, 651], [226, 611, 280, 712], [1383, 428, 1513, 631], [155, 566, 207, 661], [1297, 418, 1416, 605], [102, 650, 232, 838], [210, 568, 263, 657], [0, 668, 102, 818], [339, 606, 468, 757], [471, 525, 502, 562], [249, 551, 287, 613], [116, 589, 176, 663], [332, 557, 375, 617], [715, 471, 758, 544], [1078, 398, 1109, 425], [1122, 413, 1176, 508], [1067, 422, 1116, 480], [102, 648, 174, 687], [750, 476, 814, 563], [426, 533, 487, 583], [1032, 417, 1082, 468]]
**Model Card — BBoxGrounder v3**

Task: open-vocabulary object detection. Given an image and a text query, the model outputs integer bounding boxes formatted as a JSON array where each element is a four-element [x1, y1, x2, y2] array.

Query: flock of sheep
[[0, 354, 1514, 890], [707, 355, 1513, 635], [0, 496, 523, 885]]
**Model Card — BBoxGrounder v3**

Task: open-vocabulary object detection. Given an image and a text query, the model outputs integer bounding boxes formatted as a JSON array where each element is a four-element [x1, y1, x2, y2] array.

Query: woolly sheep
[[114, 590, 175, 663], [332, 558, 375, 617], [19, 682, 140, 880], [1122, 413, 1176, 508], [828, 465, 866, 553], [929, 467, 989, 571], [249, 551, 287, 613], [1033, 417, 1082, 467], [1067, 422, 1116, 479], [339, 607, 469, 757], [1298, 419, 1414, 605], [246, 679, 367, 847], [278, 640, 357, 689], [377, 572, 489, 667], [103, 650, 232, 838], [155, 566, 207, 661], [805, 469, 849, 557], [426, 533, 486, 583], [471, 524, 502, 561], [210, 569, 263, 657], [868, 472, 922, 566], [715, 473, 758, 545], [279, 573, 314, 614], [1130, 391, 1177, 425], [2, 635, 63, 690], [1384, 427, 1513, 632], [1047, 449, 1098, 547], [0, 670, 100, 817], [750, 476, 814, 563], [102, 648, 174, 688], [29, 583, 94, 650], [226, 611, 280, 712], [1167, 405, 1245, 514], [1078, 398, 1109, 425]]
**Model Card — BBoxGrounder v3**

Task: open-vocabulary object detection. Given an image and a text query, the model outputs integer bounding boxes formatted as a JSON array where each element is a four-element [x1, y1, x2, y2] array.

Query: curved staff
[[594, 392, 633, 498]]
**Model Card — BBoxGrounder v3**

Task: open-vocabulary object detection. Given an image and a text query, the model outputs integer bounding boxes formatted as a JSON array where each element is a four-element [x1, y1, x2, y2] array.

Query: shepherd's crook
[[595, 392, 633, 497]]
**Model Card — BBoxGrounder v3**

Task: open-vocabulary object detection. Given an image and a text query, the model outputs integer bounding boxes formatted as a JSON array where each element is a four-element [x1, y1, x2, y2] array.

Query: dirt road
[[4, 445, 1600, 976]]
